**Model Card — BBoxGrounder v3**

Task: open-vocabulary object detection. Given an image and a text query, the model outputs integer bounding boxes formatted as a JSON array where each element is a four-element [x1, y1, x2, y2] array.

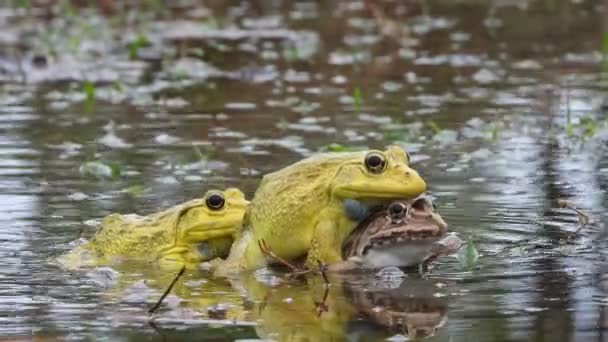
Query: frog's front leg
[[305, 209, 355, 268]]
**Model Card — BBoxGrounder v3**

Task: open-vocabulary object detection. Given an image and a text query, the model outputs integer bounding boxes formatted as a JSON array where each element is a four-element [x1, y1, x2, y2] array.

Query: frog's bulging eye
[[206, 193, 226, 210], [388, 202, 408, 218], [364, 152, 387, 173]]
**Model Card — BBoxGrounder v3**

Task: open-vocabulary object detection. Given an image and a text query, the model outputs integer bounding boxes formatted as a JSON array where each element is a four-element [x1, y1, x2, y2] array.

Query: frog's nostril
[[405, 171, 410, 176]]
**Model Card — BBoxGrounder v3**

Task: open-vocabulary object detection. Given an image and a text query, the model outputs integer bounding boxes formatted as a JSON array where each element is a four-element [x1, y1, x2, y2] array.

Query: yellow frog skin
[[58, 188, 249, 270], [216, 145, 426, 275]]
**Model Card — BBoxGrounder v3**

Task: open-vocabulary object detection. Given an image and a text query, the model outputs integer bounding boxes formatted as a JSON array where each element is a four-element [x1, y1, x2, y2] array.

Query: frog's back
[[248, 152, 365, 246], [63, 199, 205, 268]]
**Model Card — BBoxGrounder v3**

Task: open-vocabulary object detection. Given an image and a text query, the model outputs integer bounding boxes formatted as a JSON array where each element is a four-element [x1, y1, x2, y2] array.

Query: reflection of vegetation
[[127, 34, 150, 60], [352, 87, 363, 111], [566, 115, 604, 143], [602, 31, 608, 72]]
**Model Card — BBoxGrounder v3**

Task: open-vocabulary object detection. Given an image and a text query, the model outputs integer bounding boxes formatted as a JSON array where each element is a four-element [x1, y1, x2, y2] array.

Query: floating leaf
[[458, 240, 479, 269], [79, 161, 113, 179], [193, 144, 206, 160], [427, 120, 442, 134], [128, 34, 150, 60], [566, 122, 574, 138], [352, 87, 362, 111], [320, 143, 347, 152], [491, 124, 499, 142], [83, 80, 95, 103], [123, 185, 145, 197], [318, 143, 365, 152]]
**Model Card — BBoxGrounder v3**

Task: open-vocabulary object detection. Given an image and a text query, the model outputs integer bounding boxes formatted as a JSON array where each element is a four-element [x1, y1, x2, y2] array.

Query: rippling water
[[1, 0, 608, 340]]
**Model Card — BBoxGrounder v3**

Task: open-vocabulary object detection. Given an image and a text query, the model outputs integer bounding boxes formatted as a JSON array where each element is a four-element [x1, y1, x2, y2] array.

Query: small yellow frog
[[58, 188, 249, 269]]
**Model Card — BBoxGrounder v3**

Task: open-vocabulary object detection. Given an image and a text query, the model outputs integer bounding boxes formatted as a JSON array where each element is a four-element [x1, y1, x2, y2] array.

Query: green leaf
[[353, 87, 362, 111], [79, 161, 113, 179], [318, 143, 364, 152], [83, 80, 95, 103], [491, 124, 499, 142], [458, 240, 479, 269], [124, 185, 145, 196], [566, 122, 574, 138], [128, 34, 150, 60], [192, 145, 206, 160], [426, 120, 442, 134], [320, 143, 346, 152], [113, 81, 124, 93]]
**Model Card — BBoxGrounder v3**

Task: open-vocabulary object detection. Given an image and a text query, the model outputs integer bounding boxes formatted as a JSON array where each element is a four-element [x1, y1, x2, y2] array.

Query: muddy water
[[1, 0, 608, 340]]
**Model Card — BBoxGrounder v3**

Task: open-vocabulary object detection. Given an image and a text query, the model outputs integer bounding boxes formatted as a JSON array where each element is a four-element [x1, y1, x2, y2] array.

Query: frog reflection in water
[[58, 188, 249, 270], [216, 145, 427, 276], [115, 195, 457, 340]]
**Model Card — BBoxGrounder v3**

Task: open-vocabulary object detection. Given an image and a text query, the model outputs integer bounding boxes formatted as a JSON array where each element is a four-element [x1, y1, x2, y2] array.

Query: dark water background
[[1, 0, 608, 340]]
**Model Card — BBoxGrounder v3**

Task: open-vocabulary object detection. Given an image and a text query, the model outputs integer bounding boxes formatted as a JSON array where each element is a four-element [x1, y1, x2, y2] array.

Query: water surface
[[1, 0, 608, 340]]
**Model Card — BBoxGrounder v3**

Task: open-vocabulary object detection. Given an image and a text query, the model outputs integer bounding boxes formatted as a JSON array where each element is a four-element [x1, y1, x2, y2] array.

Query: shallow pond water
[[1, 0, 608, 340]]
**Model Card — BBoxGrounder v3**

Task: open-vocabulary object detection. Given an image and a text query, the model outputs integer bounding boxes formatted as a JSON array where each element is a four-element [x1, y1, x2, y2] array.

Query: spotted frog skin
[[330, 196, 461, 272], [58, 188, 249, 270], [216, 145, 426, 275]]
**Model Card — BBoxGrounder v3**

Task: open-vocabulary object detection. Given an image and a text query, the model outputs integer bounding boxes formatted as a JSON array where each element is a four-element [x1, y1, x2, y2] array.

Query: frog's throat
[[342, 199, 371, 222]]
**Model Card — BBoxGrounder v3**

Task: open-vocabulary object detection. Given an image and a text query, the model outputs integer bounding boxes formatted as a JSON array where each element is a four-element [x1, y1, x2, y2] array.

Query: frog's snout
[[404, 168, 427, 195]]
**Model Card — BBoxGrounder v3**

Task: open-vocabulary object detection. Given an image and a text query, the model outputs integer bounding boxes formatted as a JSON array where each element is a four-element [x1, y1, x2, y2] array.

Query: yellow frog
[[217, 145, 426, 275], [58, 188, 249, 270]]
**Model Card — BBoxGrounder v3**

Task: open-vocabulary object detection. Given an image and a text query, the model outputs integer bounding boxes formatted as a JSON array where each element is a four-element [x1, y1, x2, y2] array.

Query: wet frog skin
[[216, 145, 427, 275], [58, 188, 249, 270], [334, 196, 462, 272]]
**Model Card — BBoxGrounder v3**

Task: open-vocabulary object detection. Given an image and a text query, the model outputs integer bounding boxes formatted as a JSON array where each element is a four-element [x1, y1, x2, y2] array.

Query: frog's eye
[[389, 202, 407, 216], [364, 152, 387, 173], [205, 193, 225, 210]]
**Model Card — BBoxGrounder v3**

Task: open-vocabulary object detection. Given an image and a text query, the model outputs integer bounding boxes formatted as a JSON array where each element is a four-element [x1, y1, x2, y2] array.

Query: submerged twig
[[557, 199, 594, 236], [148, 266, 186, 314], [314, 285, 330, 317], [258, 239, 301, 272], [317, 260, 329, 285]]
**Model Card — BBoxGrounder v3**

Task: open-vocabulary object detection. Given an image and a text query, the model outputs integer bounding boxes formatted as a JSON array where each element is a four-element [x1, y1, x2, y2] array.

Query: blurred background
[[1, 0, 608, 340]]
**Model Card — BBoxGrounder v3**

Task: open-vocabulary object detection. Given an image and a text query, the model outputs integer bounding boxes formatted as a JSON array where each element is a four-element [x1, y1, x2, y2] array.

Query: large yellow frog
[[58, 188, 249, 270], [216, 145, 426, 275]]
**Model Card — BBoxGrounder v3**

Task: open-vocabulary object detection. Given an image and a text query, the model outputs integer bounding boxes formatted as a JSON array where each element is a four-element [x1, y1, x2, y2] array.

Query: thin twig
[[317, 260, 329, 285], [557, 199, 594, 237], [148, 266, 186, 314], [258, 239, 303, 272], [314, 285, 330, 317]]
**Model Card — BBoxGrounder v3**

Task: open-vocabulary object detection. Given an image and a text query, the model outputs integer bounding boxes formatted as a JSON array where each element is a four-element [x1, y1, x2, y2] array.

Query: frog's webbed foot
[[419, 257, 437, 274]]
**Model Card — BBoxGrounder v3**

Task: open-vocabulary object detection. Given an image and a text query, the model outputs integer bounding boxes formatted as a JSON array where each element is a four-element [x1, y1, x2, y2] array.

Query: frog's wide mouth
[[181, 222, 240, 244]]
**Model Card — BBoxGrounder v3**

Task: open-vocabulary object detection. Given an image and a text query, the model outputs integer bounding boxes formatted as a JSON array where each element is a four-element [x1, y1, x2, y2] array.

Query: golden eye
[[205, 193, 225, 210], [364, 152, 387, 173]]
